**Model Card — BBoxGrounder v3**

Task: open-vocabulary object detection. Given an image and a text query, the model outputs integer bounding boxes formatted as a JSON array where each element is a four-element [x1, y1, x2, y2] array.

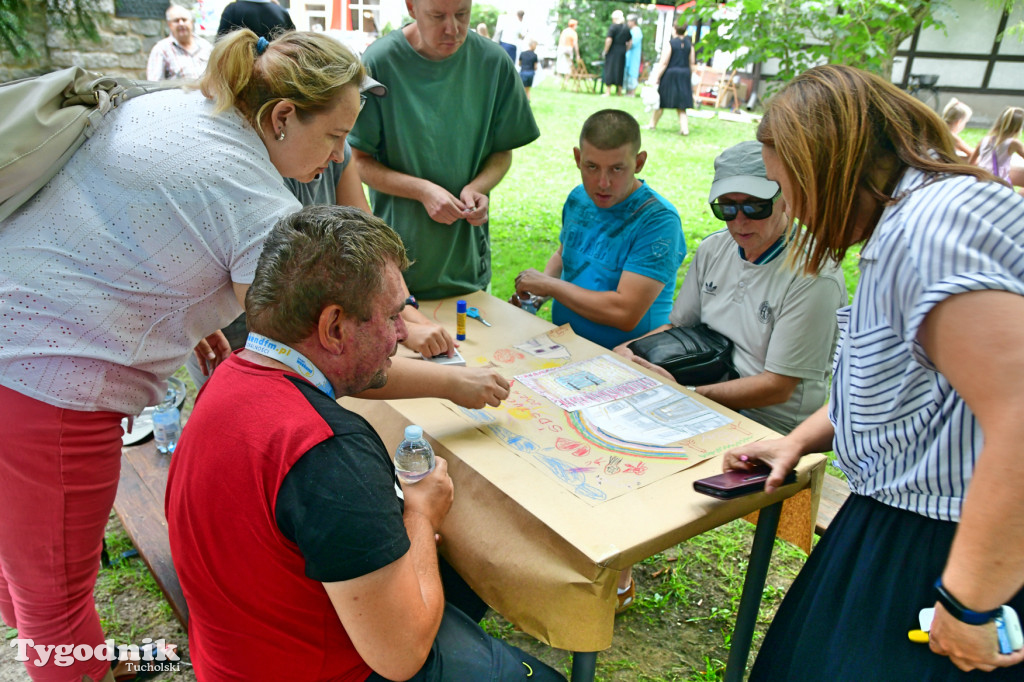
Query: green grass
[[95, 516, 174, 640]]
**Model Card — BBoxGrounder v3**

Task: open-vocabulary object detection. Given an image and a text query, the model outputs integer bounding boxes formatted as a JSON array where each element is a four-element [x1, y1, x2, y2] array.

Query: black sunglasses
[[709, 192, 780, 222]]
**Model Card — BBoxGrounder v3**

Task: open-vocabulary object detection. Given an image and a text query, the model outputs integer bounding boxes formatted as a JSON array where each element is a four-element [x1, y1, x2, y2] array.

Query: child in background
[[970, 106, 1024, 194], [941, 97, 973, 157], [519, 40, 539, 101]]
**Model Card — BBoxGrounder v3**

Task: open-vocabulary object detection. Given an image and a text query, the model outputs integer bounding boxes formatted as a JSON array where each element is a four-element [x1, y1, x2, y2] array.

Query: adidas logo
[[703, 281, 718, 295]]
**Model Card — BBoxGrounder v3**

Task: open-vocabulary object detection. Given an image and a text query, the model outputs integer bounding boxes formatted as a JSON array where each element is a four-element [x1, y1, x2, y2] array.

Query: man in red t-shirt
[[167, 205, 563, 682]]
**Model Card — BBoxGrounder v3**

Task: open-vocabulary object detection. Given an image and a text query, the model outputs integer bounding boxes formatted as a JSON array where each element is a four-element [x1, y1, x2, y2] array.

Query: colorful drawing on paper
[[485, 326, 579, 377], [567, 384, 734, 457], [514, 334, 571, 361], [447, 382, 717, 504], [515, 354, 659, 411], [444, 327, 752, 503]]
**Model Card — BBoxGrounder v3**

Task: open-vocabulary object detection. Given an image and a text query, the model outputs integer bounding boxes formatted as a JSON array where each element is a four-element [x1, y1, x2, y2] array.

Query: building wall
[[0, 0, 165, 83], [893, 0, 1024, 124], [686, 0, 1024, 124]]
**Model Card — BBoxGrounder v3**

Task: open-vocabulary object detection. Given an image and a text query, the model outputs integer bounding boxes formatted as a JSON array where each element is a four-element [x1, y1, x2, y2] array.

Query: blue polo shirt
[[553, 181, 685, 348]]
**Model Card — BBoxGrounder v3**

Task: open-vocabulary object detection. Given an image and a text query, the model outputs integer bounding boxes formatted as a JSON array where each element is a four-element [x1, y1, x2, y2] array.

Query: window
[[348, 0, 380, 34]]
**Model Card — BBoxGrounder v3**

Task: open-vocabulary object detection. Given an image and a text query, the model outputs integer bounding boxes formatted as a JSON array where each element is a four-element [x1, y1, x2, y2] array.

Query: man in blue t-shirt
[[512, 109, 685, 349]]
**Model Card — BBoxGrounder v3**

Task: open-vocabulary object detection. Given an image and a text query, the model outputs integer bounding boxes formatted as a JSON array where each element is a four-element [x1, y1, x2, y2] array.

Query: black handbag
[[626, 323, 735, 386]]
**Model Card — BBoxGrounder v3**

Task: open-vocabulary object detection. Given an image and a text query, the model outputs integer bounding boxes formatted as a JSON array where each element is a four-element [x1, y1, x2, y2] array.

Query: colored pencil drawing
[[441, 329, 765, 503], [514, 333, 572, 361], [485, 424, 540, 453], [532, 453, 607, 501], [517, 355, 660, 412]]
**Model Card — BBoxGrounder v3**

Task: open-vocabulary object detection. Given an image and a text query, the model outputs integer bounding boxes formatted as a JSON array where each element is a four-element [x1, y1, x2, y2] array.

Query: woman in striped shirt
[[725, 64, 1024, 679]]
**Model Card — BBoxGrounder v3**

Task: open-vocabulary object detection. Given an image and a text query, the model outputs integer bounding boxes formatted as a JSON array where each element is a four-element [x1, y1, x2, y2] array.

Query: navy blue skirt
[[750, 494, 1024, 680]]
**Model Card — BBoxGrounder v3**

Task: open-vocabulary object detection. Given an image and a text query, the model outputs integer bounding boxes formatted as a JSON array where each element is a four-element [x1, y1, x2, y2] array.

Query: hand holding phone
[[693, 464, 797, 499]]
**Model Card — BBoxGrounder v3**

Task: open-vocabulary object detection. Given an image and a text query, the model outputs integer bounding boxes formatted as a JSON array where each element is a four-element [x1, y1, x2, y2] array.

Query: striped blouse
[[830, 167, 1024, 522]]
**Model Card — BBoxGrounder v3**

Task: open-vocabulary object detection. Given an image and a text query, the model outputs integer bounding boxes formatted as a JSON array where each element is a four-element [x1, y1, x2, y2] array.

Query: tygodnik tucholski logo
[[10, 637, 182, 673]]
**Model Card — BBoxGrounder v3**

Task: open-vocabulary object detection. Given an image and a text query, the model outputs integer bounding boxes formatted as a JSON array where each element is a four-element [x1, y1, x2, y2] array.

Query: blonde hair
[[941, 97, 972, 127], [985, 106, 1024, 146], [198, 30, 364, 136], [757, 64, 992, 273]]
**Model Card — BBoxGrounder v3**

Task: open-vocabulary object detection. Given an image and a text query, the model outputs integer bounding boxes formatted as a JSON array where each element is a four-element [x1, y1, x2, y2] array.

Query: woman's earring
[[277, 129, 285, 141]]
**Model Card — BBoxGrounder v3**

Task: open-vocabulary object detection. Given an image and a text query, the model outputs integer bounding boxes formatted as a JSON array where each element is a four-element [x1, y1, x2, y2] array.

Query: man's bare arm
[[334, 158, 372, 213], [357, 357, 510, 409], [323, 460, 453, 680], [695, 371, 800, 411], [352, 149, 466, 225]]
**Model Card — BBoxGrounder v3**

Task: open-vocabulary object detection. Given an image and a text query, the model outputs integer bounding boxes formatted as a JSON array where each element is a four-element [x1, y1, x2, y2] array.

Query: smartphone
[[996, 605, 1024, 654], [693, 465, 797, 499]]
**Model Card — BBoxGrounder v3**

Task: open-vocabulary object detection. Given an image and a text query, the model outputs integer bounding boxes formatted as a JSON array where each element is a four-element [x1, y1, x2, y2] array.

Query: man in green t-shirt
[[350, 0, 540, 300]]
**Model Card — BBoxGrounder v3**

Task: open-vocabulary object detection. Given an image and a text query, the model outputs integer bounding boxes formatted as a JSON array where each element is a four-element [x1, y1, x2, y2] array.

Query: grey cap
[[708, 140, 779, 202], [360, 74, 387, 98]]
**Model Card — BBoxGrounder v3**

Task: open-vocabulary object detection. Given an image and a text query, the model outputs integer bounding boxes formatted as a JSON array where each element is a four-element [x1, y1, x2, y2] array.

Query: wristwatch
[[934, 578, 1002, 625]]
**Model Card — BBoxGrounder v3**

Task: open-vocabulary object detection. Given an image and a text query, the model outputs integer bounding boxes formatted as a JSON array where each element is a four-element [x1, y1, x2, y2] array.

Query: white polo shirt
[[670, 229, 846, 434]]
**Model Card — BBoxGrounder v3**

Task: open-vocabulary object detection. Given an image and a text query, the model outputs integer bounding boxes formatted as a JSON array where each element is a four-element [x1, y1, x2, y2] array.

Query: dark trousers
[[364, 558, 564, 681], [365, 603, 564, 682]]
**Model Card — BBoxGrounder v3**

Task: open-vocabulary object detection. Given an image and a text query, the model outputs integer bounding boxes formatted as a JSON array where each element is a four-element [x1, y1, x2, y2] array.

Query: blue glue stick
[[456, 300, 467, 341]]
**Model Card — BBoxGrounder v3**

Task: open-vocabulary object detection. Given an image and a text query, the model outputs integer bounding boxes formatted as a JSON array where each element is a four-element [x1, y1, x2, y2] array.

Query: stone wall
[[0, 0, 166, 83]]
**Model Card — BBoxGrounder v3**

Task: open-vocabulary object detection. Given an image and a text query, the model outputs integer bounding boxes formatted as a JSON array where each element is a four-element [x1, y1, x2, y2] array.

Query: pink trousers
[[0, 385, 123, 681]]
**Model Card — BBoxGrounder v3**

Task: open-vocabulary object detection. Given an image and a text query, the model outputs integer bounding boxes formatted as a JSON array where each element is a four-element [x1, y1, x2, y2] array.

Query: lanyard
[[244, 332, 335, 399]]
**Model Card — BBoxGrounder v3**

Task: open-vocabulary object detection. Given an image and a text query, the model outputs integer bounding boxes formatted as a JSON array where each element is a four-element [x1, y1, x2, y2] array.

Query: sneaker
[[615, 581, 635, 615]]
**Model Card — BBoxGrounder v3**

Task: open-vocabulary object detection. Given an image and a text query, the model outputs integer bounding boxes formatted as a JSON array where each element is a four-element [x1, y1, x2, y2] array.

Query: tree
[[471, 3, 500, 38], [691, 0, 950, 82], [0, 0, 104, 60]]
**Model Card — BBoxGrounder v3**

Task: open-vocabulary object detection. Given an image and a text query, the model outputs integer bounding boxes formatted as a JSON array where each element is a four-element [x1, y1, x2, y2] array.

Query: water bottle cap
[[163, 387, 176, 404], [404, 425, 423, 440]]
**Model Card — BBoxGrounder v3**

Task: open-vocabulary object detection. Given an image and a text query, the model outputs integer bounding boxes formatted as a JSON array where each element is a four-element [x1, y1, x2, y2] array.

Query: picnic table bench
[[114, 439, 188, 627]]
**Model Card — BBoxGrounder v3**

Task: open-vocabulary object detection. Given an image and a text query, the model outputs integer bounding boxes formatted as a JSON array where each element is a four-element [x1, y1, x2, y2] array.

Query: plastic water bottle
[[395, 425, 435, 484], [152, 388, 182, 454]]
